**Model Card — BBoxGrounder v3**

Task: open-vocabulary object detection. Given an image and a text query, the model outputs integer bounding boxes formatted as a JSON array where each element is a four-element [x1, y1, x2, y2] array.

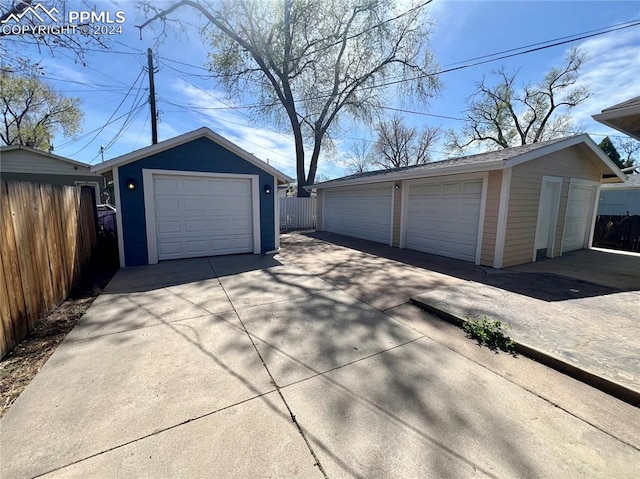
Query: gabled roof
[[592, 96, 640, 141], [0, 144, 92, 169], [312, 134, 625, 189], [91, 127, 293, 183], [602, 173, 640, 190]]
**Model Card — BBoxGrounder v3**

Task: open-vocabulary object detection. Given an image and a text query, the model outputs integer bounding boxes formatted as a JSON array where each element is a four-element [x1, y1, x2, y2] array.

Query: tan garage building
[[313, 135, 625, 268]]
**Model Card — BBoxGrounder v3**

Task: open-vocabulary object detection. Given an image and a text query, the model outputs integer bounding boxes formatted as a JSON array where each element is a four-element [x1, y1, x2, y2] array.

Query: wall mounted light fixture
[[394, 183, 400, 190], [126, 178, 137, 191], [264, 184, 272, 194]]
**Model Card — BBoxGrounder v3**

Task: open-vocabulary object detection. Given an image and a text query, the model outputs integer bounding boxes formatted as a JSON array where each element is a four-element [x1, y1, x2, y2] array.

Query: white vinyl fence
[[280, 196, 317, 231]]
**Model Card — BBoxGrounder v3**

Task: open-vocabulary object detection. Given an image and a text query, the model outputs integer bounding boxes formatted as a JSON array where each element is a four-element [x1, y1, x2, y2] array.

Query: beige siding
[[480, 170, 502, 266], [316, 189, 323, 230], [0, 150, 97, 176], [392, 183, 402, 247], [501, 145, 604, 268]]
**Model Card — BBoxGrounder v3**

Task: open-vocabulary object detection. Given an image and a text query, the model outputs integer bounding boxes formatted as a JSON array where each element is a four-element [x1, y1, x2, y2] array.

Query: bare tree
[[0, 71, 82, 149], [372, 115, 440, 169], [137, 0, 440, 195], [344, 141, 373, 174], [0, 0, 111, 74], [615, 137, 640, 168], [448, 47, 590, 152]]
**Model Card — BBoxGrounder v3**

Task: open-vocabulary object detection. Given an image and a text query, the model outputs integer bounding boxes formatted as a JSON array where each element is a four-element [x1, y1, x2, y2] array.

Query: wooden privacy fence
[[0, 181, 98, 358], [280, 196, 316, 231]]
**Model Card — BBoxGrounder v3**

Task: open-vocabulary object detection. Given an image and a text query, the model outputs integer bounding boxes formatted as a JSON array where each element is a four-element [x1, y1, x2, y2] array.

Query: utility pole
[[147, 48, 158, 145]]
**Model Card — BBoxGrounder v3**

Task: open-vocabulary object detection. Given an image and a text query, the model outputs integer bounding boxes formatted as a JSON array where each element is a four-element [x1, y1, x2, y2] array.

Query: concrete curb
[[410, 296, 640, 408]]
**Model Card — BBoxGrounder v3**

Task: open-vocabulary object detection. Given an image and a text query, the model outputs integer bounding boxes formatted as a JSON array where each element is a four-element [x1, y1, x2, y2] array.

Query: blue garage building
[[92, 127, 291, 267]]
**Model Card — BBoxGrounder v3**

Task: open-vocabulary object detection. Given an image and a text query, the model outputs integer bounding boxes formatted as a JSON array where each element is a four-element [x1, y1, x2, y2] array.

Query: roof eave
[[591, 113, 640, 141], [0, 144, 93, 169], [504, 134, 626, 182], [91, 127, 292, 183], [310, 160, 506, 189], [592, 102, 640, 141]]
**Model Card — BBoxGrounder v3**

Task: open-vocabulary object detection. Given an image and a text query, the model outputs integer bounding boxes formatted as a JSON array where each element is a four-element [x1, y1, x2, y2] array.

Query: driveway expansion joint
[[30, 390, 280, 479], [207, 258, 328, 479]]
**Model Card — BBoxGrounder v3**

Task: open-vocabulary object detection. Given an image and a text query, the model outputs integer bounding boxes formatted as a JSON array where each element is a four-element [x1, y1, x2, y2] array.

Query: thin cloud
[[172, 80, 297, 175], [571, 29, 640, 131]]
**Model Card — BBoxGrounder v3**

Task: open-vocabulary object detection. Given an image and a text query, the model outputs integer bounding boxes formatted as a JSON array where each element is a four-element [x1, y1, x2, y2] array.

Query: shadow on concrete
[[203, 263, 543, 477], [302, 231, 624, 301]]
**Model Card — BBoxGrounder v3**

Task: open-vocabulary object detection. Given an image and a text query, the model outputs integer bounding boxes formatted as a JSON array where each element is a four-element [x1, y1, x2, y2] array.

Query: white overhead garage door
[[324, 183, 393, 244], [562, 180, 598, 254], [405, 179, 483, 262], [152, 174, 254, 260]]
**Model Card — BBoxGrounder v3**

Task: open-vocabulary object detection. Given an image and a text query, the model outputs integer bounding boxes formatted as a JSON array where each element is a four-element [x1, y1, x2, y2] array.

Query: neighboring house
[[598, 173, 640, 216], [311, 134, 624, 268], [91, 127, 292, 267], [592, 96, 640, 216], [0, 145, 106, 202], [592, 96, 640, 141]]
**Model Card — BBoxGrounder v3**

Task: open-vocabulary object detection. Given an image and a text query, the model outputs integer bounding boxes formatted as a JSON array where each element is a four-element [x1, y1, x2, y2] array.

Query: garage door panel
[[324, 184, 393, 244], [153, 174, 254, 260], [463, 182, 483, 194], [562, 182, 597, 254], [154, 177, 180, 192], [157, 221, 181, 234], [406, 179, 482, 262], [442, 183, 460, 194]]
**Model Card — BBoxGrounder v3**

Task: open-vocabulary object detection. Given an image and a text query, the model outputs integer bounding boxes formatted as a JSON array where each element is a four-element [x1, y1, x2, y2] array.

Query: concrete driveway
[[283, 232, 640, 400], [1, 247, 639, 478]]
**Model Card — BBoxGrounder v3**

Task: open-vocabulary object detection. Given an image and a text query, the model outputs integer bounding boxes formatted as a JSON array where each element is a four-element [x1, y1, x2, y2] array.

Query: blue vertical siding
[[118, 137, 276, 266]]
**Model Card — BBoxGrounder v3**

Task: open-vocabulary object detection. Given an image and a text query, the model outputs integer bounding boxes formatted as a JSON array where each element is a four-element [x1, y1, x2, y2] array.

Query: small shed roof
[[311, 134, 624, 189], [91, 127, 293, 183]]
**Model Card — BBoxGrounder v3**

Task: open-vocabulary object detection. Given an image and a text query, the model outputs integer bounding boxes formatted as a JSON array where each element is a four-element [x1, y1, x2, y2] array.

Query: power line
[[156, 19, 639, 113], [439, 18, 640, 68], [158, 99, 293, 161], [159, 65, 295, 143], [67, 68, 147, 156], [55, 103, 147, 150]]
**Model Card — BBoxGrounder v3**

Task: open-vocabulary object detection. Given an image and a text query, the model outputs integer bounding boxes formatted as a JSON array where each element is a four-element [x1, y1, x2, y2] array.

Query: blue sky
[[4, 0, 640, 179]]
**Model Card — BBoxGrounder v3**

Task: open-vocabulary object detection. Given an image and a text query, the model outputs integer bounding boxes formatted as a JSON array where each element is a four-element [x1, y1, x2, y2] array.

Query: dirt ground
[[0, 267, 116, 417]]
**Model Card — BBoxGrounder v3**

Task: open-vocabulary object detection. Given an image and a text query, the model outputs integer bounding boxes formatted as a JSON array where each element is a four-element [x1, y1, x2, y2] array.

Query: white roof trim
[[90, 127, 293, 182], [592, 102, 640, 141], [594, 102, 640, 120], [314, 134, 626, 190], [505, 134, 626, 181], [312, 160, 505, 189], [0, 144, 93, 169]]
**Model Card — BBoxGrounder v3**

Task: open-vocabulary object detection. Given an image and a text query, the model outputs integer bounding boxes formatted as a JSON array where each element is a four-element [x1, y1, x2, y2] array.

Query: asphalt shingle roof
[[313, 135, 580, 188], [601, 96, 640, 113]]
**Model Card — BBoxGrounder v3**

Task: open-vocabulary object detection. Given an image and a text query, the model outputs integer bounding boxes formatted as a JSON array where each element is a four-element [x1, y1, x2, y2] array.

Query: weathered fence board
[[280, 196, 316, 231], [0, 181, 98, 358]]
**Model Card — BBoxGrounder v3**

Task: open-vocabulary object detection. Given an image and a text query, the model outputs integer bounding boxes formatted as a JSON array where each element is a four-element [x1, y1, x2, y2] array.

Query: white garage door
[[405, 179, 483, 262], [324, 183, 393, 244], [153, 174, 254, 260], [562, 181, 598, 254]]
